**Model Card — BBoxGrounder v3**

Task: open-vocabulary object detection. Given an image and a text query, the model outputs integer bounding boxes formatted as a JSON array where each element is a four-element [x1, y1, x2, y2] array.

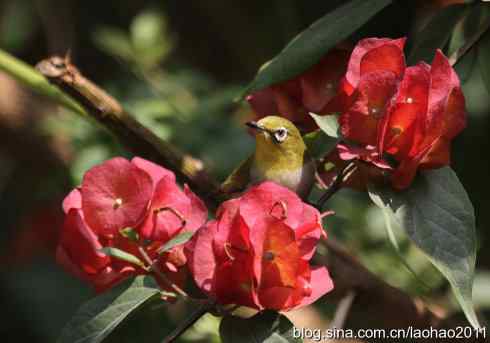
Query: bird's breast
[[250, 159, 315, 199]]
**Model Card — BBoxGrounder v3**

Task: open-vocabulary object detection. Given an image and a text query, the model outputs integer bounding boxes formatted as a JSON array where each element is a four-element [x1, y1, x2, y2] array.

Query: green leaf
[[219, 310, 302, 343], [309, 113, 340, 138], [408, 4, 468, 64], [157, 231, 195, 254], [100, 247, 145, 267], [119, 227, 140, 242], [368, 167, 480, 329], [478, 29, 490, 95], [130, 10, 172, 67], [93, 27, 134, 62], [303, 130, 338, 159], [243, 0, 392, 96], [103, 297, 176, 343], [57, 276, 162, 343]]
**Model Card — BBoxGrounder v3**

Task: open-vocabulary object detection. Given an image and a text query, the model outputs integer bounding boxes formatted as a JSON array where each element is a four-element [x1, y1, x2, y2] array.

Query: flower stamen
[[154, 206, 187, 229], [112, 198, 123, 209], [269, 201, 288, 221]]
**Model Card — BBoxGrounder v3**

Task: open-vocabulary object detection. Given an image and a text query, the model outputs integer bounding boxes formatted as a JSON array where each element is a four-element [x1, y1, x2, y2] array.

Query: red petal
[[92, 265, 136, 293], [300, 49, 350, 113], [295, 204, 322, 260], [419, 137, 451, 169], [62, 188, 82, 214], [360, 44, 405, 80], [258, 286, 294, 310], [428, 50, 460, 115], [185, 221, 218, 294], [379, 64, 430, 156], [57, 209, 109, 276], [246, 88, 279, 116], [260, 219, 300, 289], [294, 266, 333, 308], [183, 184, 208, 232], [340, 71, 398, 146], [380, 103, 421, 159], [239, 181, 304, 230], [81, 157, 153, 235], [346, 37, 406, 88], [140, 177, 191, 241], [131, 157, 175, 187]]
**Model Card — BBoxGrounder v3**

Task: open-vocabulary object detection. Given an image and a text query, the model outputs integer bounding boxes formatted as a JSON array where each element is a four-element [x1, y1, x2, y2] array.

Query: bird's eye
[[273, 127, 288, 143]]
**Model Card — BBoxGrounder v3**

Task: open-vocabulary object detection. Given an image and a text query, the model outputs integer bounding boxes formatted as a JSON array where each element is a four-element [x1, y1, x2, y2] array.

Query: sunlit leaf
[[100, 247, 145, 267], [57, 276, 162, 343], [243, 0, 391, 96], [309, 113, 340, 138], [368, 167, 480, 329], [219, 310, 302, 343], [157, 231, 195, 254]]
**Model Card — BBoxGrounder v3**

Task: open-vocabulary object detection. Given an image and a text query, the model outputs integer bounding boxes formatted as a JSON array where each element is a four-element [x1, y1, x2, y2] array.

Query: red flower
[[339, 37, 406, 146], [338, 38, 466, 189], [247, 47, 351, 133], [186, 182, 333, 311], [56, 157, 207, 292], [380, 52, 466, 188]]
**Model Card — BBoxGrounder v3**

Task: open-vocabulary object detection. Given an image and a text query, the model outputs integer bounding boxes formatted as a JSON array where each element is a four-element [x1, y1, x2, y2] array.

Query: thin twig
[[328, 291, 356, 330], [317, 162, 356, 209], [137, 246, 189, 299]]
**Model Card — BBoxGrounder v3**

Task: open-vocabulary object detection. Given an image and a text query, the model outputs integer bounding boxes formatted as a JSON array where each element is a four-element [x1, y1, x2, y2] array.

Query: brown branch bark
[[35, 55, 444, 331], [35, 55, 222, 210]]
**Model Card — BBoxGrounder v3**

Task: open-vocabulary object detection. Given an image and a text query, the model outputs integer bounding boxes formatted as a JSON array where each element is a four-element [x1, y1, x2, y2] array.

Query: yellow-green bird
[[220, 116, 315, 199]]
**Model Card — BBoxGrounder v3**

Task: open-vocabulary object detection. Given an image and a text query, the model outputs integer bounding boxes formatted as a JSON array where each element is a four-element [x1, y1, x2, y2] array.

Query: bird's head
[[246, 116, 306, 156]]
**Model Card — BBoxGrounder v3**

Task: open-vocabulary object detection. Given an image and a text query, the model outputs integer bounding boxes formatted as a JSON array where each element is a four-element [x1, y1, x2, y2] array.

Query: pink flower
[[56, 157, 207, 292], [186, 182, 333, 311]]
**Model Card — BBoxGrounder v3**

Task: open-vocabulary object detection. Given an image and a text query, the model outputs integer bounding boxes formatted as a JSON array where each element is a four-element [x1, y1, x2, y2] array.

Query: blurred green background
[[0, 1, 489, 342]]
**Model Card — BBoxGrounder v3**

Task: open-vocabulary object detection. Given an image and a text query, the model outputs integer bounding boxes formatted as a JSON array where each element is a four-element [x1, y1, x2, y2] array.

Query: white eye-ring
[[273, 127, 288, 143]]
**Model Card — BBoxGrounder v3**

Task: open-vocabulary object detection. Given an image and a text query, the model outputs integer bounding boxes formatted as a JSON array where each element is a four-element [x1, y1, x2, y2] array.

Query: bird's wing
[[219, 155, 253, 194]]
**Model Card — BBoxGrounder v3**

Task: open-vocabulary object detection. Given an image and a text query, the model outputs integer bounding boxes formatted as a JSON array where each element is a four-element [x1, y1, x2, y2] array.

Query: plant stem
[[317, 162, 356, 209], [0, 49, 85, 115], [137, 247, 189, 299], [328, 291, 356, 330]]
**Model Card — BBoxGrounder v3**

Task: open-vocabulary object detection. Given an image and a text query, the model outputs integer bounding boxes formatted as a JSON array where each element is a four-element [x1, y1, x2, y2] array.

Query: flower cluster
[[252, 37, 466, 190], [57, 158, 332, 311], [57, 157, 207, 292], [185, 182, 333, 311], [247, 46, 351, 132], [337, 38, 466, 189]]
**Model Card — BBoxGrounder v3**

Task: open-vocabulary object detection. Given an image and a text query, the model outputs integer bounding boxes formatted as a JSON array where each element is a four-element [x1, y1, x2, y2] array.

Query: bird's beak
[[246, 121, 265, 133]]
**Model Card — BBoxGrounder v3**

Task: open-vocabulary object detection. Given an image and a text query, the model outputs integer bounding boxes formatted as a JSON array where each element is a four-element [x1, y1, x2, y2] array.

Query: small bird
[[220, 116, 315, 199]]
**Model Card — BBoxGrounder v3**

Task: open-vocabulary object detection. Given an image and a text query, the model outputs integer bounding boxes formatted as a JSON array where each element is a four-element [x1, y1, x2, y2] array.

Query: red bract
[[247, 47, 351, 133], [338, 38, 466, 189], [81, 157, 153, 235], [339, 37, 406, 146], [56, 157, 207, 292], [186, 182, 333, 311]]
